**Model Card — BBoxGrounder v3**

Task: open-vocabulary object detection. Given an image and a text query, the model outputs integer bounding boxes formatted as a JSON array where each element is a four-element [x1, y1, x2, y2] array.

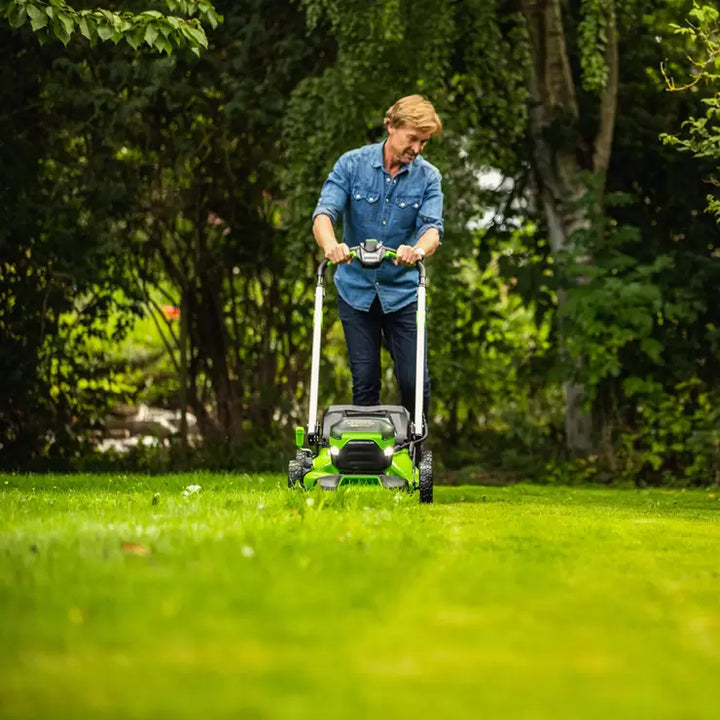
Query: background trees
[[0, 0, 220, 465], [1, 0, 718, 483]]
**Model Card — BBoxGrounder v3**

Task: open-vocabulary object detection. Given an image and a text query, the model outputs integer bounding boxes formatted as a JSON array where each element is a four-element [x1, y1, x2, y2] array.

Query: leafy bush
[[618, 378, 720, 486]]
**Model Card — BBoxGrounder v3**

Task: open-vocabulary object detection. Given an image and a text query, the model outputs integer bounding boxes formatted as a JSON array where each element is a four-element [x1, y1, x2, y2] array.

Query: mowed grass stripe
[[0, 474, 718, 719]]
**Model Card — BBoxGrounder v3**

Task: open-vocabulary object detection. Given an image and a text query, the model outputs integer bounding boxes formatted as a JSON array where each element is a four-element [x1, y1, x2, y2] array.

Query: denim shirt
[[312, 141, 444, 313]]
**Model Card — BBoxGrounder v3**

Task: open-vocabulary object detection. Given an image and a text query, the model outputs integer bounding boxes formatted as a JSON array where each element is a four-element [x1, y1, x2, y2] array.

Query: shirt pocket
[[394, 195, 421, 230], [351, 186, 380, 225], [352, 187, 380, 203]]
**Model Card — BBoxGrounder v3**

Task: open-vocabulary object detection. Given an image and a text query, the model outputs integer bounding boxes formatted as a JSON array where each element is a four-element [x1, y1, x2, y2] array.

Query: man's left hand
[[395, 244, 424, 266]]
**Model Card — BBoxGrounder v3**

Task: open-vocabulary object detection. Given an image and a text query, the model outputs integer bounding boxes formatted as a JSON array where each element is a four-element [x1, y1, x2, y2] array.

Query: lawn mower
[[288, 239, 433, 503]]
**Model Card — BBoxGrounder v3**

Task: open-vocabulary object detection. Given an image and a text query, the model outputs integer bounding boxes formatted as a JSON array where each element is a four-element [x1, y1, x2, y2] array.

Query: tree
[[0, 0, 220, 465], [533, 0, 720, 481], [109, 0, 332, 455], [517, 0, 619, 453]]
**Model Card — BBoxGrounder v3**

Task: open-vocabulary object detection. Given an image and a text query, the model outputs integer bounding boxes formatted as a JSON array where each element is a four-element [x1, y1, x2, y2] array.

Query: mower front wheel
[[418, 450, 433, 504], [288, 460, 305, 489]]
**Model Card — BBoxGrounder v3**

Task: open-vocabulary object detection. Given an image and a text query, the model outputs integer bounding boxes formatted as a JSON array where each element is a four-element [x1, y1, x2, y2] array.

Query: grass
[[1, 473, 719, 720]]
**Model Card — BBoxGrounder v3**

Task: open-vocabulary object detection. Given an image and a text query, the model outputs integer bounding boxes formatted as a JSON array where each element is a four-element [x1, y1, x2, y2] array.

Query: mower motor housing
[[297, 405, 416, 490]]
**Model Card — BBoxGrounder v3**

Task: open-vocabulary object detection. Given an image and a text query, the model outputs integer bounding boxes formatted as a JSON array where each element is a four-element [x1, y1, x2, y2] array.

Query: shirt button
[[382, 220, 386, 225], [400, 202, 406, 208], [355, 194, 361, 199], [386, 178, 390, 183], [414, 203, 419, 208], [385, 198, 389, 203]]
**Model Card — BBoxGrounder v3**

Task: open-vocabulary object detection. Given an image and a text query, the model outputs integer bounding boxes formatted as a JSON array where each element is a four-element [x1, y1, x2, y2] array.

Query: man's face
[[386, 124, 431, 164]]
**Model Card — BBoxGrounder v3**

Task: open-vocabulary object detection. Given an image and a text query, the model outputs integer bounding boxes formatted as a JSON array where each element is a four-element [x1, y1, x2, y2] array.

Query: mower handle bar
[[317, 241, 425, 283]]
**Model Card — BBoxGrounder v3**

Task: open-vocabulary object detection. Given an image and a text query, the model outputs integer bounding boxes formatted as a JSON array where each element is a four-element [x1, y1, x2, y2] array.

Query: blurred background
[[1, 0, 719, 486]]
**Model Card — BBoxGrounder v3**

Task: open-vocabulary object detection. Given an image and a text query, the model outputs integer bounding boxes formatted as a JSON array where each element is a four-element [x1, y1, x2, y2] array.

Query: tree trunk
[[520, 0, 618, 455]]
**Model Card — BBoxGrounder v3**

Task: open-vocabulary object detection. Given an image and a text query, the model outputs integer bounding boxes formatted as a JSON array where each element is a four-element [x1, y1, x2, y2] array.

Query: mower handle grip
[[318, 244, 424, 282]]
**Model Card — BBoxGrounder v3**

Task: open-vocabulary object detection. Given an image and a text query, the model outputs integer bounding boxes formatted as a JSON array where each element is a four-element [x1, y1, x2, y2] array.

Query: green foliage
[[0, 0, 338, 466], [1, 0, 220, 54], [541, 377, 720, 486], [618, 377, 720, 485], [578, 0, 616, 92], [661, 2, 720, 218], [558, 224, 672, 399], [0, 18, 148, 466], [4, 0, 720, 485], [283, 0, 530, 247], [429, 223, 560, 472]]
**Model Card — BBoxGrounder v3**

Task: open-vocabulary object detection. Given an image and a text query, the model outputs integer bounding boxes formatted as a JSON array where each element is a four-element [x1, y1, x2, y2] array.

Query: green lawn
[[1, 474, 718, 719]]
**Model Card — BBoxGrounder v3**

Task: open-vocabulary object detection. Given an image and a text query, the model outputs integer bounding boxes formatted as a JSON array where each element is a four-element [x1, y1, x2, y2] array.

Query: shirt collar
[[371, 142, 384, 169], [373, 140, 414, 175]]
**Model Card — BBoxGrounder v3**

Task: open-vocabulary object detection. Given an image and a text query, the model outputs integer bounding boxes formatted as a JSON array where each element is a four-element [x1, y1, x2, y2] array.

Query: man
[[312, 95, 443, 418]]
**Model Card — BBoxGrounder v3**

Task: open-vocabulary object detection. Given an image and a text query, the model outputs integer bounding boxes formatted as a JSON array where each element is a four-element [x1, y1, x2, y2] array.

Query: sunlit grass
[[1, 474, 718, 719]]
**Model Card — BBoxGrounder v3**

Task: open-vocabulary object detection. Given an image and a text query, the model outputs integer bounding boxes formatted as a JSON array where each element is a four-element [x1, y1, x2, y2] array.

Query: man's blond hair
[[384, 95, 442, 136]]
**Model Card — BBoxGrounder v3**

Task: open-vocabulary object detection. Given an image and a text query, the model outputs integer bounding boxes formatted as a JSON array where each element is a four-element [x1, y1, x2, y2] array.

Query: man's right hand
[[313, 215, 352, 264], [324, 242, 352, 265]]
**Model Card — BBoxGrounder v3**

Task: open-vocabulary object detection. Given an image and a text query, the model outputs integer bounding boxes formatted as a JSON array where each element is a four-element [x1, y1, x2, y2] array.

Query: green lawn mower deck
[[289, 405, 432, 502]]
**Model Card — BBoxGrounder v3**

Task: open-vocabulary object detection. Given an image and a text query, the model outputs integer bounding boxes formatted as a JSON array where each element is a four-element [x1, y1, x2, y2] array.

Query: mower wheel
[[296, 449, 313, 468], [419, 450, 433, 504], [288, 460, 305, 489]]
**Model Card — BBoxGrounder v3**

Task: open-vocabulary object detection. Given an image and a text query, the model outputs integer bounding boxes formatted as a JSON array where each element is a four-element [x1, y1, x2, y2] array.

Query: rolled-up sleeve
[[312, 155, 351, 226], [415, 169, 444, 240]]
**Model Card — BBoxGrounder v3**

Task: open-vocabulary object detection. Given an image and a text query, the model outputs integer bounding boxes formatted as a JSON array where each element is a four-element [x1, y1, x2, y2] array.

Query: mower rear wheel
[[288, 460, 305, 489], [418, 450, 433, 504]]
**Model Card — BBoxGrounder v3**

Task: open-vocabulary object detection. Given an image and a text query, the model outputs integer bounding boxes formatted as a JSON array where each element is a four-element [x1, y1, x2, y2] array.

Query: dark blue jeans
[[337, 295, 430, 417]]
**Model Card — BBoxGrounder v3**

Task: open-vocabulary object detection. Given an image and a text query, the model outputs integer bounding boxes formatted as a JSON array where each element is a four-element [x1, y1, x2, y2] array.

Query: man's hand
[[395, 244, 425, 266], [324, 241, 352, 265], [313, 215, 352, 264]]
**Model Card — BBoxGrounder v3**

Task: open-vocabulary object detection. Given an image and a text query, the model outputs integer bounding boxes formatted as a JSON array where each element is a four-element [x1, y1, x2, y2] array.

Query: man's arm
[[312, 154, 354, 265], [396, 169, 443, 266]]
